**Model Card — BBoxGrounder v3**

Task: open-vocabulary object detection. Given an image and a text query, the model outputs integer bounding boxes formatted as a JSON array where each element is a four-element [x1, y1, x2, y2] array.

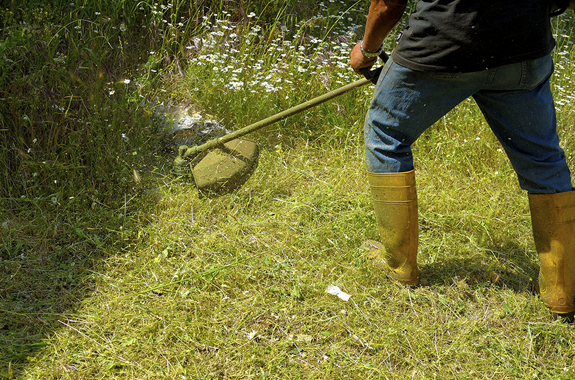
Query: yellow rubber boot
[[366, 170, 419, 286], [529, 190, 575, 321]]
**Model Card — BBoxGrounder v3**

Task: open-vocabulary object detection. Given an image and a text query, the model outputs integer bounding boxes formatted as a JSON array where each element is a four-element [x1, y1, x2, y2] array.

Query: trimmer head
[[189, 138, 259, 194]]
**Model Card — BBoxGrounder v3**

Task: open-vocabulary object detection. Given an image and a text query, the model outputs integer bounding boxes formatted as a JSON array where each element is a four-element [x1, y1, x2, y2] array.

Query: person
[[350, 0, 575, 321]]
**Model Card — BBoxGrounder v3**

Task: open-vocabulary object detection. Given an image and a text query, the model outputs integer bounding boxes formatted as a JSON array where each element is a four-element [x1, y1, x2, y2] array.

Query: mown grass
[[1, 1, 575, 379]]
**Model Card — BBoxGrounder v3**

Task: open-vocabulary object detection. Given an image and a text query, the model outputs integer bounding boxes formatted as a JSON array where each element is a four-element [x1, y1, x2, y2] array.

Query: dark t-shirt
[[392, 0, 555, 72]]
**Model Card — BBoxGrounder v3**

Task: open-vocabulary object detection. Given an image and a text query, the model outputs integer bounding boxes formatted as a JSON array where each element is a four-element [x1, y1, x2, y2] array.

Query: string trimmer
[[174, 53, 388, 194]]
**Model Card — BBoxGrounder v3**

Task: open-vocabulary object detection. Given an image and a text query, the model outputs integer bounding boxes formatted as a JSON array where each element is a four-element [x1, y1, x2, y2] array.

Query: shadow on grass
[[0, 161, 170, 378], [419, 242, 538, 294], [0, 205, 121, 377]]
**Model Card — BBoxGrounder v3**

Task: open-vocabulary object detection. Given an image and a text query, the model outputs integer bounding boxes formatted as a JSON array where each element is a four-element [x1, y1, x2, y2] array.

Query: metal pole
[[175, 77, 371, 164]]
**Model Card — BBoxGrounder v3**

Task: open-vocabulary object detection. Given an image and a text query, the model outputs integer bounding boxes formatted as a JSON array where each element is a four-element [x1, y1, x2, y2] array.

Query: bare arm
[[350, 0, 407, 74]]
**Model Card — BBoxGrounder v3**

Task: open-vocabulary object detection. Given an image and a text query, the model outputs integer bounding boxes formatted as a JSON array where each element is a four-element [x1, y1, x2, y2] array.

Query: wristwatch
[[360, 41, 383, 58]]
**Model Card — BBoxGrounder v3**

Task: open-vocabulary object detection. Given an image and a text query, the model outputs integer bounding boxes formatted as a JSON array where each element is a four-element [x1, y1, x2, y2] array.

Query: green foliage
[[1, 1, 575, 379]]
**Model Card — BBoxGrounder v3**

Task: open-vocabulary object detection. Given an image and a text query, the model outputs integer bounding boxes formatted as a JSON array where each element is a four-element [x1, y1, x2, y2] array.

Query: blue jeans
[[364, 54, 572, 194]]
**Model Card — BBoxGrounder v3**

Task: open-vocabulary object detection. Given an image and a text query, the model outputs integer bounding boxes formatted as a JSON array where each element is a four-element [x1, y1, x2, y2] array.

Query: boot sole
[[363, 240, 419, 287]]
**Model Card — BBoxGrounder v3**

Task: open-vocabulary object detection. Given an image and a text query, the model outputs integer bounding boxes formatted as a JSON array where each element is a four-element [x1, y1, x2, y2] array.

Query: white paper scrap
[[325, 285, 351, 302]]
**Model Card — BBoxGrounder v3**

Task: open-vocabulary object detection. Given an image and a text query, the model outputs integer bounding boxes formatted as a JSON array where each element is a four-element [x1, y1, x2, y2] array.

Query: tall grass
[[1, 1, 575, 379]]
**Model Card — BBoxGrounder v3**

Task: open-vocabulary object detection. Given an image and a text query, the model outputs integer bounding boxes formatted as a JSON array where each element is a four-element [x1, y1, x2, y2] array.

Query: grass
[[1, 1, 575, 379]]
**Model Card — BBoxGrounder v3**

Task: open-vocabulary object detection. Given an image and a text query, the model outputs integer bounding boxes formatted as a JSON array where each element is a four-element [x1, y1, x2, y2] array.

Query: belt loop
[[519, 60, 528, 88]]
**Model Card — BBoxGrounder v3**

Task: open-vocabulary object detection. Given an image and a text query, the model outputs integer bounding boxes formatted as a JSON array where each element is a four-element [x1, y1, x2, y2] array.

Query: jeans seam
[[485, 68, 497, 87], [378, 60, 394, 84], [429, 72, 462, 79]]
